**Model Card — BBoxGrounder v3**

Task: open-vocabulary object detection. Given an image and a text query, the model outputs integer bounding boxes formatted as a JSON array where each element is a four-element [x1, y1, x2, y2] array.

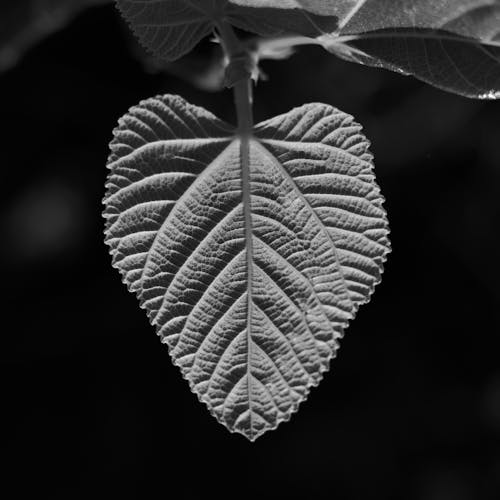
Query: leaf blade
[[116, 0, 343, 59], [323, 1, 500, 98], [228, 0, 500, 98], [115, 0, 219, 61], [103, 95, 390, 440]]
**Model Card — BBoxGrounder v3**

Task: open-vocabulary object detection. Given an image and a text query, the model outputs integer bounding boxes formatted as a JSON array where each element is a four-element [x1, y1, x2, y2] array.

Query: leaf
[[224, 1, 340, 38], [232, 1, 500, 98], [115, 0, 222, 61], [103, 94, 390, 440], [322, 0, 500, 98], [0, 0, 109, 72], [115, 0, 340, 61]]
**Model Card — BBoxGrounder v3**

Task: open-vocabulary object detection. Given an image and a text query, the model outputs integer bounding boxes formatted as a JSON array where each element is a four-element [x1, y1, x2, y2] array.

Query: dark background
[[2, 4, 500, 499]]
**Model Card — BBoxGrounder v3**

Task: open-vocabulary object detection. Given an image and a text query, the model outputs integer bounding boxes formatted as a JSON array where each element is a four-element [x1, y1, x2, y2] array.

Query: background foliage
[[1, 3, 500, 499]]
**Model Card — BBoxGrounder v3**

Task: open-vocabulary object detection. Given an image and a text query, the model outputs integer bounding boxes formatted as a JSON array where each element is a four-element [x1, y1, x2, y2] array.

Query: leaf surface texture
[[115, 0, 341, 59], [327, 0, 500, 98], [103, 95, 390, 440]]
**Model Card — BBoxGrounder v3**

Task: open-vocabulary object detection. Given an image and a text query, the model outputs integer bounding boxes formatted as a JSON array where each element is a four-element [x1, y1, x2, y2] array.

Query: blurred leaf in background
[[2, 178, 84, 263], [0, 0, 110, 72]]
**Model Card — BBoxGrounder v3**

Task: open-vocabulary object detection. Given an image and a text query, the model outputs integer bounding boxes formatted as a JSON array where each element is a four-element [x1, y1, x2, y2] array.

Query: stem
[[233, 79, 253, 134], [256, 35, 321, 54], [216, 21, 254, 134]]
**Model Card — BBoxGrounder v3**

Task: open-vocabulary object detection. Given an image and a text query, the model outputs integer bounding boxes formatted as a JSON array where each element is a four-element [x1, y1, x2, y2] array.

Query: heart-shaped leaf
[[103, 94, 390, 440]]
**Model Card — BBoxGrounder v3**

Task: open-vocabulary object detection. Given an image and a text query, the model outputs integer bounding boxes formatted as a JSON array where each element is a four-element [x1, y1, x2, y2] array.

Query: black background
[[2, 4, 500, 499]]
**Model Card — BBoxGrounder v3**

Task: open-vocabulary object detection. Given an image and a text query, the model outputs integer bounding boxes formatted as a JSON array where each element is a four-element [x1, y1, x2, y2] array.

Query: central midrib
[[240, 132, 254, 438]]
